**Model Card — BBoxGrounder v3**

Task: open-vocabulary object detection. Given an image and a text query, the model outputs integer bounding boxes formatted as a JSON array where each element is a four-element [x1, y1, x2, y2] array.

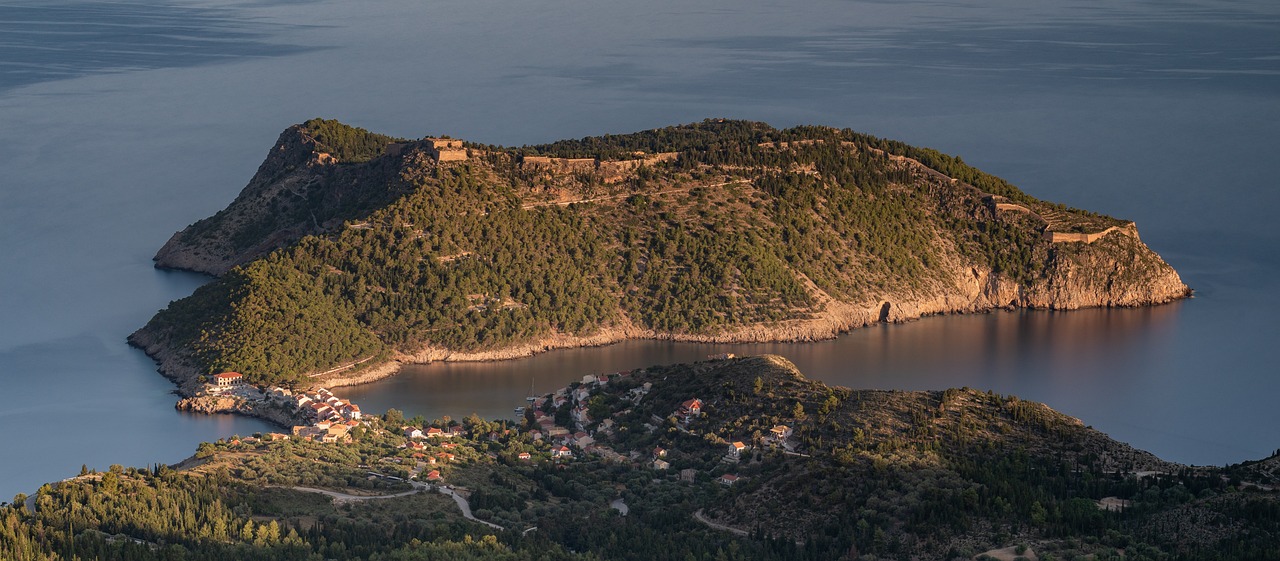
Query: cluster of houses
[[650, 390, 794, 488], [394, 425, 471, 476], [291, 388, 363, 423], [202, 373, 369, 444], [285, 388, 366, 443], [724, 424, 792, 461], [521, 371, 639, 461], [291, 418, 360, 443]]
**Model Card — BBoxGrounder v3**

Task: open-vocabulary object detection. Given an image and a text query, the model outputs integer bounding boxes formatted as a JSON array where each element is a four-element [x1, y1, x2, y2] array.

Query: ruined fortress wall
[[426, 138, 463, 150], [597, 152, 680, 182], [384, 143, 412, 157], [1044, 223, 1136, 244], [433, 149, 468, 161], [995, 202, 1032, 213], [521, 155, 595, 172]]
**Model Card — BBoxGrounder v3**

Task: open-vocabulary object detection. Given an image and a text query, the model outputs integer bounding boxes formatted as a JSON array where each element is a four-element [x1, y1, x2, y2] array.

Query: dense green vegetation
[[302, 118, 405, 163], [143, 120, 1142, 386], [5, 356, 1278, 560]]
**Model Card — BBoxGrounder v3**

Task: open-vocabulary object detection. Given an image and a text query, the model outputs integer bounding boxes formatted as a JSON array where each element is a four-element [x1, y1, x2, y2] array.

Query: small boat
[[525, 377, 537, 402], [514, 406, 526, 414]]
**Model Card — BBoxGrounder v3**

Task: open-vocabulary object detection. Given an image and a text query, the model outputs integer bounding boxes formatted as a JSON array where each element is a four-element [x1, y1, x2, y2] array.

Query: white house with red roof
[[677, 398, 704, 423], [212, 372, 243, 389]]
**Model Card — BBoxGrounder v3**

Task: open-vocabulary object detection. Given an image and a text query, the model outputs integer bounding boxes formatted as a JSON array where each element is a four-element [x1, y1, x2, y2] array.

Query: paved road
[[435, 485, 505, 531]]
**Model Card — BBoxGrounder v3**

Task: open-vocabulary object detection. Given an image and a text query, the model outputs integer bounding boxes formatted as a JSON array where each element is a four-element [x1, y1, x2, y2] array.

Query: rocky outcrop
[[175, 395, 301, 428], [1021, 226, 1189, 308]]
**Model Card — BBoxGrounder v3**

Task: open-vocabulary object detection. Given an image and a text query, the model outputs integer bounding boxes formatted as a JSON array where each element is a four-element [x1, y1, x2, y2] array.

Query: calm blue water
[[1, 0, 1277, 499]]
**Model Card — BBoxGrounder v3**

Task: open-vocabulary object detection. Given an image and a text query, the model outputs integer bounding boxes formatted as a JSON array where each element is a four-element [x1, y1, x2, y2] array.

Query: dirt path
[[287, 485, 420, 503], [693, 509, 748, 536], [287, 482, 504, 531]]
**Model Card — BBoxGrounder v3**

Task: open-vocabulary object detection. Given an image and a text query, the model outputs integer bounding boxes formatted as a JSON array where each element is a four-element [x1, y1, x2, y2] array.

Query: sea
[[1, 0, 1278, 500]]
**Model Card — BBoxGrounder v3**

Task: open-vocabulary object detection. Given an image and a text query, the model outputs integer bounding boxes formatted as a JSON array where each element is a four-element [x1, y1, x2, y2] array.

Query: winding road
[[693, 509, 748, 536], [287, 485, 420, 503], [288, 482, 505, 531]]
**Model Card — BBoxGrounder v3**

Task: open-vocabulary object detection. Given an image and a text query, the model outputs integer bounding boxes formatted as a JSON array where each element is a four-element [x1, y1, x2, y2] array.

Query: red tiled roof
[[214, 372, 242, 379]]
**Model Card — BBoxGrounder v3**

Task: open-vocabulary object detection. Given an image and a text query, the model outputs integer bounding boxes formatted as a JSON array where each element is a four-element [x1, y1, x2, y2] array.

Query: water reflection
[[344, 304, 1181, 432]]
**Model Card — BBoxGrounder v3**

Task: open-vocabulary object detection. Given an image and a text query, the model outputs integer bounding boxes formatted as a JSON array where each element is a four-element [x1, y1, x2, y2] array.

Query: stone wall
[[1043, 223, 1137, 244], [425, 138, 467, 161], [521, 155, 596, 172], [598, 152, 679, 182]]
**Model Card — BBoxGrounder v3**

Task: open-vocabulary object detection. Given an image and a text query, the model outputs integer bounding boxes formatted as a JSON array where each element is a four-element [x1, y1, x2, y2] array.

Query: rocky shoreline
[[174, 394, 301, 428], [131, 248, 1189, 404]]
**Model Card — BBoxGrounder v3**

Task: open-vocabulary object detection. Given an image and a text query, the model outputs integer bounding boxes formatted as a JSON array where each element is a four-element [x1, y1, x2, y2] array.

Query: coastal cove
[[2, 0, 1278, 504], [342, 300, 1258, 467]]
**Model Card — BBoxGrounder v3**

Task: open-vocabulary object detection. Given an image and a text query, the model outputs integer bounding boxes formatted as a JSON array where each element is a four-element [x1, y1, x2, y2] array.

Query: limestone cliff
[[137, 119, 1189, 389]]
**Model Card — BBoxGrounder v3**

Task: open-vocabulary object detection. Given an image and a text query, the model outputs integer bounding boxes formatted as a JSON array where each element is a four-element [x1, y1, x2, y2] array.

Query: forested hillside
[[135, 120, 1187, 388]]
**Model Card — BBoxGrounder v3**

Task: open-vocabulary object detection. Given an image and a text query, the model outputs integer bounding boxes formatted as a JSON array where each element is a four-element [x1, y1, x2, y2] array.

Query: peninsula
[[130, 119, 1188, 395]]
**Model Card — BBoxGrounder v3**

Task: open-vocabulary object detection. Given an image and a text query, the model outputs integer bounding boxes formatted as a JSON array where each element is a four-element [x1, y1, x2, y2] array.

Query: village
[[202, 371, 366, 444], [199, 352, 799, 491], [508, 352, 797, 488]]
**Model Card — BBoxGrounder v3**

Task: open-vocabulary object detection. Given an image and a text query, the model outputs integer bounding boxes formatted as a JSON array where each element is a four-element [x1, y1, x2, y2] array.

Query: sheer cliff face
[[141, 120, 1188, 384], [1023, 227, 1188, 309]]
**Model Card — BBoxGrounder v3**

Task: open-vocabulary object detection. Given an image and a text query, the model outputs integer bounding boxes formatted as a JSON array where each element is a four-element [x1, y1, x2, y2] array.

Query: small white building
[[212, 372, 243, 388]]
